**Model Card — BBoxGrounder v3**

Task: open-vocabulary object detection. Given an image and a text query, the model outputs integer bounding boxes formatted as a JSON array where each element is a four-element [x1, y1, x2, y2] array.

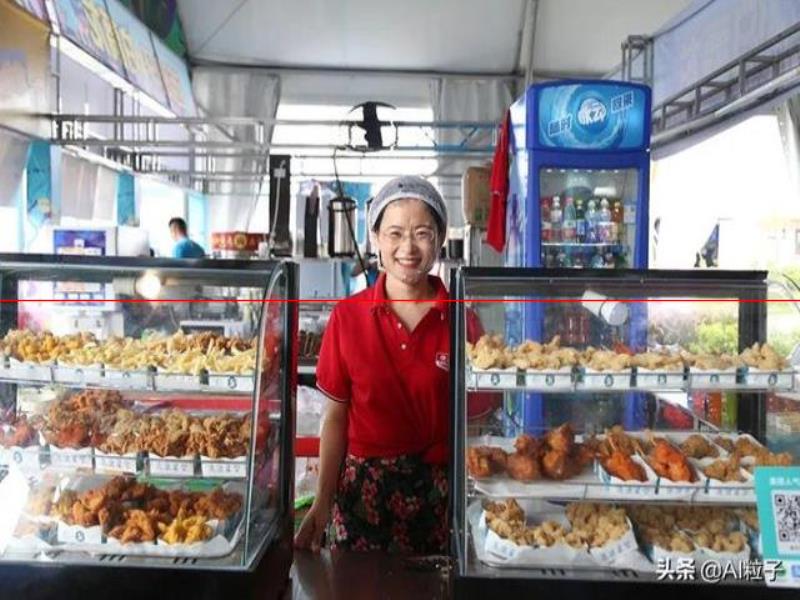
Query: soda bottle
[[541, 197, 552, 243], [611, 200, 624, 242], [556, 249, 567, 267], [598, 198, 612, 242], [562, 197, 576, 242], [590, 250, 604, 268], [544, 250, 556, 268], [550, 196, 563, 243], [585, 199, 598, 243], [575, 198, 586, 243]]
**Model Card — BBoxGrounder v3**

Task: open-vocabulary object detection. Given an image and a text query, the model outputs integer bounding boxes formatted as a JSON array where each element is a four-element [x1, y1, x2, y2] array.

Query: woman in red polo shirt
[[295, 176, 487, 554]]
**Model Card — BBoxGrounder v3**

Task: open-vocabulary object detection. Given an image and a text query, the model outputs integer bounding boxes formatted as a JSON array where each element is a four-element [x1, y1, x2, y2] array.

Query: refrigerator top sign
[[534, 82, 650, 152]]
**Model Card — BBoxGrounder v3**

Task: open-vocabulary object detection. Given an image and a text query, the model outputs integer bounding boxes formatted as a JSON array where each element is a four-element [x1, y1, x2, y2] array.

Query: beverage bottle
[[544, 250, 556, 268], [563, 248, 573, 267], [575, 198, 586, 243], [550, 196, 563, 243], [540, 197, 552, 243], [585, 199, 598, 243], [590, 250, 604, 268], [556, 249, 567, 267], [611, 200, 624, 242], [562, 197, 576, 242], [573, 252, 584, 268], [598, 198, 612, 242]]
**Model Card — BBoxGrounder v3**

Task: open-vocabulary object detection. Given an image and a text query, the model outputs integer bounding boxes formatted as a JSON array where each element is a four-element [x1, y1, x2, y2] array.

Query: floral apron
[[327, 454, 449, 554]]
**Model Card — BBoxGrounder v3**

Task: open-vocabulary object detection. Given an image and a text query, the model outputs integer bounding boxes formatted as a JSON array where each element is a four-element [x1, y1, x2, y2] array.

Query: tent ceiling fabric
[[177, 0, 692, 77]]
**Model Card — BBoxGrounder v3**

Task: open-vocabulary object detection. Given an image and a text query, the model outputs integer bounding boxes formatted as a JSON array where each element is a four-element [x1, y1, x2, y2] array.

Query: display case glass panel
[[539, 168, 639, 269], [0, 254, 296, 572], [452, 268, 795, 593]]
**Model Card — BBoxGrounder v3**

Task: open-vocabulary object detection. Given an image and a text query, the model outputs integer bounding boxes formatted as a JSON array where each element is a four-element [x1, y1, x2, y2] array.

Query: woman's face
[[372, 198, 440, 287]]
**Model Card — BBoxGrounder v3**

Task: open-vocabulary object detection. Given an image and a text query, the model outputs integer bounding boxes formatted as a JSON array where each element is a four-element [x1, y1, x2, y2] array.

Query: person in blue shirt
[[169, 217, 205, 258]]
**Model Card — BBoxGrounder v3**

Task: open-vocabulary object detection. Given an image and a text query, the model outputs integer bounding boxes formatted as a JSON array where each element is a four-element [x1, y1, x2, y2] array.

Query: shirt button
[[397, 323, 402, 329], [401, 343, 407, 350]]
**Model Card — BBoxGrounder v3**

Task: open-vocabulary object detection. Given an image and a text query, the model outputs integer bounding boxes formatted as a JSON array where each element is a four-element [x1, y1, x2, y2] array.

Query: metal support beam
[[652, 21, 800, 148]]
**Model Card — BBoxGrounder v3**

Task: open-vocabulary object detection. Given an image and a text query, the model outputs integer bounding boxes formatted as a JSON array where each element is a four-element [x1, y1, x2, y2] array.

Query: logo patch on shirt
[[435, 352, 450, 371]]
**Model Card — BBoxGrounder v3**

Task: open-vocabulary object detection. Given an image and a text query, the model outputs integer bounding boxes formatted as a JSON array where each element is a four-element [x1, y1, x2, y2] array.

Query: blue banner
[[116, 171, 135, 225], [536, 82, 649, 151], [25, 140, 53, 228]]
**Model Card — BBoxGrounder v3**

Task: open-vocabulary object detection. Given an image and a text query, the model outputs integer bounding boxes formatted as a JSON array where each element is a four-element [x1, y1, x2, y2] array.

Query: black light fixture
[[346, 101, 396, 151]]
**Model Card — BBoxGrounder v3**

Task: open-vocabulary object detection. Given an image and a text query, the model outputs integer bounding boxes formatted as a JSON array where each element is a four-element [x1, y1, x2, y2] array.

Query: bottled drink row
[[541, 195, 625, 245], [541, 245, 627, 269]]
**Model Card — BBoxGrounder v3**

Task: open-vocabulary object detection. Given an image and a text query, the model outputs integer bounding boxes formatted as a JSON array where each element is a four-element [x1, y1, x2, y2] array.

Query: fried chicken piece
[[484, 499, 525, 523], [545, 424, 574, 454], [49, 421, 90, 448], [466, 446, 508, 478], [71, 501, 99, 527], [541, 449, 573, 480], [680, 434, 719, 459], [599, 425, 646, 458], [755, 451, 794, 466], [514, 434, 541, 457], [713, 436, 735, 454], [649, 439, 696, 482], [602, 450, 647, 482], [193, 488, 242, 520], [733, 437, 764, 458], [703, 456, 745, 482], [506, 452, 541, 481], [109, 509, 157, 543], [0, 415, 38, 447]]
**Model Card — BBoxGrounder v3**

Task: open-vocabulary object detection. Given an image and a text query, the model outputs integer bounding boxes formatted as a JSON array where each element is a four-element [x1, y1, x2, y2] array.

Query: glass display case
[[0, 254, 296, 597], [451, 267, 798, 598]]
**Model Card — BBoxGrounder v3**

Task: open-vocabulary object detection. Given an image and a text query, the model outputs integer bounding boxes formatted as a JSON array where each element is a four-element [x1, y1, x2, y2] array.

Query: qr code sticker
[[773, 490, 800, 554]]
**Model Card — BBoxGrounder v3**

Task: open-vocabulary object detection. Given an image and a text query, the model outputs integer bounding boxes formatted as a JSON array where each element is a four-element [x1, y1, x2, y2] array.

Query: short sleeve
[[316, 307, 351, 403]]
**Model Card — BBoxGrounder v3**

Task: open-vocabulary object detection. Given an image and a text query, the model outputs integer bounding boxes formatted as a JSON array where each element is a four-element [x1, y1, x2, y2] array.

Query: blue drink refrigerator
[[503, 80, 652, 433]]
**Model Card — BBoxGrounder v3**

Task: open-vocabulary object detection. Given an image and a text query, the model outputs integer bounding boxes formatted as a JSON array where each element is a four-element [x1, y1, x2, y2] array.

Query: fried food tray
[[469, 433, 757, 504], [9, 475, 246, 559]]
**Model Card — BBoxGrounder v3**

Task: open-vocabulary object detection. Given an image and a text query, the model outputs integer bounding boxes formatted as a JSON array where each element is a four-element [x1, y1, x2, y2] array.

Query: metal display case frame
[[0, 254, 298, 600], [449, 267, 797, 599]]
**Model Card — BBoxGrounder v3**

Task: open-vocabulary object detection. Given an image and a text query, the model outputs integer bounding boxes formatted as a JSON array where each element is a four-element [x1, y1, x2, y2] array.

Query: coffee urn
[[328, 196, 357, 257]]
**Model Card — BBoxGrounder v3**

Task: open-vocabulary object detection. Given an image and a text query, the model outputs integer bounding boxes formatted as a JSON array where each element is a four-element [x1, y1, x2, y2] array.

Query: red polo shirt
[[316, 273, 491, 465]]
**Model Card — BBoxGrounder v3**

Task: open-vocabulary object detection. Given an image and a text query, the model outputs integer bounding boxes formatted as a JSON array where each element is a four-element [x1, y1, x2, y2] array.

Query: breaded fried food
[[466, 446, 508, 478], [680, 434, 719, 459]]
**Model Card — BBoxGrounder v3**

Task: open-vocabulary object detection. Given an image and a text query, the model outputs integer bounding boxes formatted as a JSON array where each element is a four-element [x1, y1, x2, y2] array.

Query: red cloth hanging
[[486, 109, 511, 252]]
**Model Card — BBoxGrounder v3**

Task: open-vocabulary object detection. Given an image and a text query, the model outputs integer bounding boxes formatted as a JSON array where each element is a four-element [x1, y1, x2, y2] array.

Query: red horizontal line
[[0, 298, 792, 304]]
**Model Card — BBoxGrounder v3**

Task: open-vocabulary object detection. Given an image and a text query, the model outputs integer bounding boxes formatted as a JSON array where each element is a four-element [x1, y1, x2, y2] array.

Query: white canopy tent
[[175, 0, 693, 230]]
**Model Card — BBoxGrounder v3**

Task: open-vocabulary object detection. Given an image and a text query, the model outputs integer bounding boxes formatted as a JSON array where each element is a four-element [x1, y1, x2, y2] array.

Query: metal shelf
[[0, 363, 256, 396], [466, 367, 795, 394]]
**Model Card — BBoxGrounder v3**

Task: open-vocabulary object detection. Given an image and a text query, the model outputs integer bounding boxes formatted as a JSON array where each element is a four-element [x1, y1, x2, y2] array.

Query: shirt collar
[[369, 272, 449, 314]]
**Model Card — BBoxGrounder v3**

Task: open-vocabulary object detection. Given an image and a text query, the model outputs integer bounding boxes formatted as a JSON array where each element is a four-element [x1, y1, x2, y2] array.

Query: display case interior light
[[135, 272, 162, 300]]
